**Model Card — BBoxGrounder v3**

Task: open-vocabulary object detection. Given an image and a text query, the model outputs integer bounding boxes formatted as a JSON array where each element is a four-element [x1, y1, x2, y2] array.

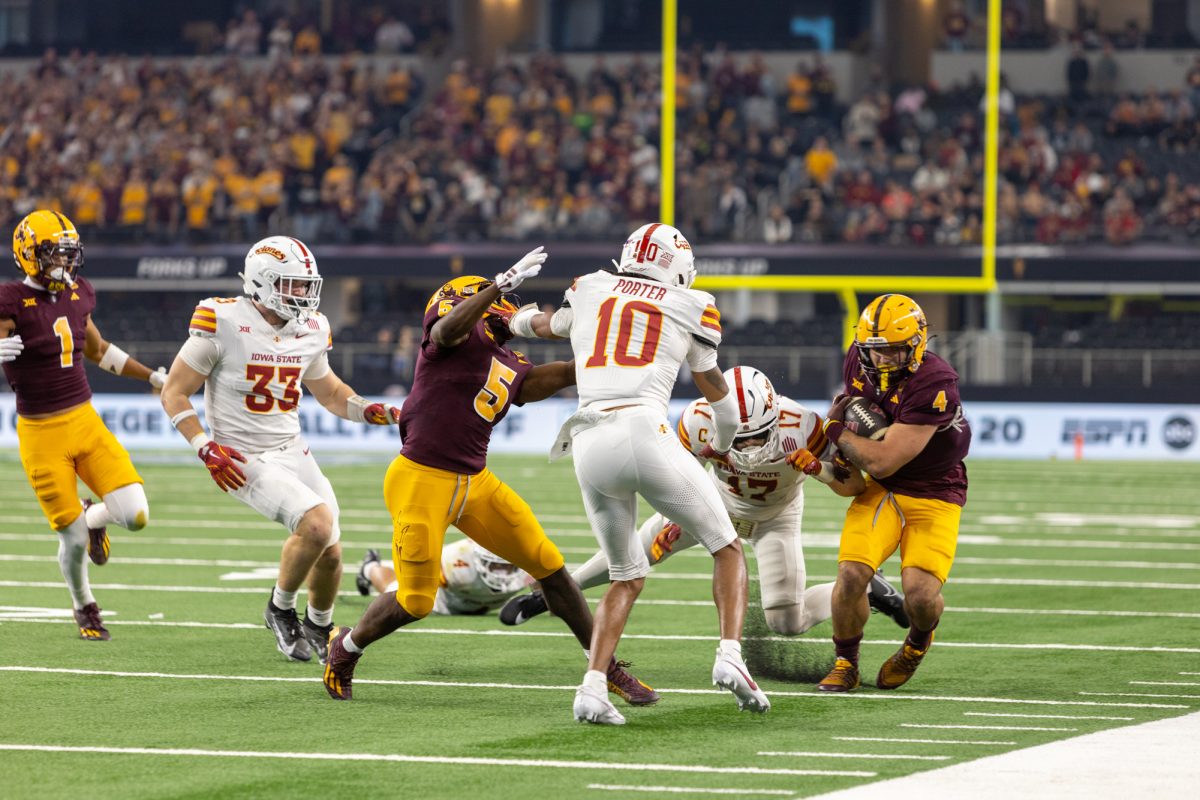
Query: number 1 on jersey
[[474, 357, 518, 422], [585, 297, 663, 368], [52, 316, 73, 368]]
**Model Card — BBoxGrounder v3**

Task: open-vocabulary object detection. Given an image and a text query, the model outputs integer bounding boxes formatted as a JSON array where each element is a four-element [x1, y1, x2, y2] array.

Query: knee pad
[[529, 539, 565, 580], [104, 483, 150, 531], [765, 605, 810, 637], [393, 521, 439, 618], [396, 585, 435, 618]]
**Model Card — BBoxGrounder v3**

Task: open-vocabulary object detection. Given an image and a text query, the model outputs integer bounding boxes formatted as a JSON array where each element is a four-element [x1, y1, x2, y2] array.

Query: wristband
[[346, 394, 369, 423], [508, 303, 540, 338], [823, 419, 846, 444], [98, 343, 130, 375], [170, 409, 198, 429], [189, 432, 209, 455], [812, 462, 836, 484]]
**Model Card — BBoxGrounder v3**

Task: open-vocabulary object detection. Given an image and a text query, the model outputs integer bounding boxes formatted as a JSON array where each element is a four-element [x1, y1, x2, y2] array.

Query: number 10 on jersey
[[585, 298, 663, 368]]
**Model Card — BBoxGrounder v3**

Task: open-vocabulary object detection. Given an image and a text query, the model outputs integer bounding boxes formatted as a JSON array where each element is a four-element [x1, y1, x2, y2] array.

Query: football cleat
[[498, 591, 548, 626], [264, 599, 312, 662], [868, 570, 910, 629], [322, 627, 362, 701], [712, 649, 770, 713], [81, 499, 110, 566], [573, 684, 626, 725], [817, 658, 861, 693], [356, 549, 380, 596], [607, 659, 660, 706], [302, 617, 334, 665], [876, 634, 934, 690], [74, 602, 110, 641]]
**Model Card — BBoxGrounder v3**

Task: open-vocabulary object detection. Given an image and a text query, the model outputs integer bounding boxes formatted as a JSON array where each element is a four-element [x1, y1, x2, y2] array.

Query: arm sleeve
[[177, 334, 221, 376], [686, 336, 719, 371], [304, 351, 331, 380], [549, 307, 574, 337], [707, 391, 739, 452]]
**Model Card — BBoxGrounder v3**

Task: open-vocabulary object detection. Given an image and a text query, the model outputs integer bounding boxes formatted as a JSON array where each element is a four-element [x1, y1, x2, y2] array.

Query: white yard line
[[962, 712, 1134, 721], [1129, 681, 1200, 687], [809, 711, 1200, 800], [586, 786, 796, 796], [0, 744, 871, 778], [758, 751, 951, 762], [833, 737, 1016, 746], [1080, 692, 1200, 700], [0, 666, 1187, 710], [900, 724, 1078, 732]]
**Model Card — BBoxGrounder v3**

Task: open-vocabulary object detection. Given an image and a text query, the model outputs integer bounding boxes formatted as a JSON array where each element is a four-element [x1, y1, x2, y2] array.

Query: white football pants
[[230, 437, 341, 544]]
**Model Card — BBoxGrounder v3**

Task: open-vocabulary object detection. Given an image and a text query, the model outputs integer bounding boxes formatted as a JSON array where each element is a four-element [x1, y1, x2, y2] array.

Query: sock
[[718, 638, 742, 659], [833, 634, 863, 665], [57, 516, 95, 609], [306, 605, 333, 627], [583, 669, 607, 693], [84, 501, 112, 529], [272, 585, 297, 611], [365, 561, 383, 581], [342, 631, 364, 653], [907, 621, 938, 651]]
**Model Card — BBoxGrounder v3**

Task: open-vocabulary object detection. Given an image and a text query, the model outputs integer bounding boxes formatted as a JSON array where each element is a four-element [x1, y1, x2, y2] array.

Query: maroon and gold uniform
[[836, 347, 970, 584], [385, 288, 562, 618]]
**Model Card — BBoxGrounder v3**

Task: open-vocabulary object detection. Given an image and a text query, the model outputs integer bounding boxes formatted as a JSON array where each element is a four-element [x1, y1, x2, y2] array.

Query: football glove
[[198, 441, 248, 492], [0, 335, 23, 363], [363, 403, 401, 425], [149, 367, 167, 391], [698, 443, 734, 469], [650, 522, 683, 562], [494, 246, 547, 293], [785, 448, 823, 476]]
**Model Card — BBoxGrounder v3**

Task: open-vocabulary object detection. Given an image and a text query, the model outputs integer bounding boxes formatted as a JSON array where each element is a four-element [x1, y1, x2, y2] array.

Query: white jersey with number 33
[[180, 296, 333, 453], [563, 270, 723, 414]]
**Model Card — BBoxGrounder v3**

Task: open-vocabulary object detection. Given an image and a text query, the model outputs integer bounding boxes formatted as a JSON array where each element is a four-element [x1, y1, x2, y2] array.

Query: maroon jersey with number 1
[[0, 278, 96, 416], [842, 347, 971, 506], [399, 301, 534, 474]]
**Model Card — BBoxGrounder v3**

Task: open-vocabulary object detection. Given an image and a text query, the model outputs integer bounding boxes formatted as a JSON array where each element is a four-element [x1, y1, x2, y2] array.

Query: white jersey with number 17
[[562, 270, 723, 414]]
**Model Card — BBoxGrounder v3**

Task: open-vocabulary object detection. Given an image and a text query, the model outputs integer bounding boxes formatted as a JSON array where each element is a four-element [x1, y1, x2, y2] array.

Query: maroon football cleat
[[81, 499, 110, 566], [74, 602, 110, 641], [607, 658, 660, 706], [323, 627, 362, 701]]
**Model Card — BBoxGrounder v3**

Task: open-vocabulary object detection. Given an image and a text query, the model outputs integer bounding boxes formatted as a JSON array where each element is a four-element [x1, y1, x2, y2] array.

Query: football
[[843, 397, 891, 440]]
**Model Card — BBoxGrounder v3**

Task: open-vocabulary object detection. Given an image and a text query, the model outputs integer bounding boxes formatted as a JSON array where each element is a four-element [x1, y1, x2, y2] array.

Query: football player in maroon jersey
[[0, 210, 168, 640]]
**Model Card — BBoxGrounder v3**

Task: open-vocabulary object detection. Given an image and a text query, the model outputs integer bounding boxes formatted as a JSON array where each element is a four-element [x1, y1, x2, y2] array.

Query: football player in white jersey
[[354, 540, 529, 616], [507, 222, 768, 725], [501, 366, 909, 635], [160, 236, 400, 664]]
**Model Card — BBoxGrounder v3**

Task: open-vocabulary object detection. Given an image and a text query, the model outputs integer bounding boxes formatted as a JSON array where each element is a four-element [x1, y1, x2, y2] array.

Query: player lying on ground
[[356, 541, 530, 616], [500, 366, 909, 636], [815, 293, 972, 693], [160, 236, 399, 664], [508, 223, 770, 725], [1, 210, 165, 640], [322, 250, 656, 708]]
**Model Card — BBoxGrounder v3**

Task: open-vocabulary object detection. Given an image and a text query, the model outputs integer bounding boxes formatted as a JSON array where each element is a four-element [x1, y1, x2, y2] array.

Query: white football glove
[[149, 367, 167, 391], [0, 335, 23, 363], [494, 246, 547, 293]]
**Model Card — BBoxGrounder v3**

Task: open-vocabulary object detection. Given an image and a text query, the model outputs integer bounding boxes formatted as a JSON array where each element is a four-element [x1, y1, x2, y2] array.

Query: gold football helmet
[[13, 209, 83, 293], [427, 275, 520, 343], [855, 293, 928, 390]]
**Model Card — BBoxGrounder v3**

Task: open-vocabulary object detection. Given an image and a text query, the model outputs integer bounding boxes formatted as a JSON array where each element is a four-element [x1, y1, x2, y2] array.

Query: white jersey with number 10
[[563, 270, 723, 414]]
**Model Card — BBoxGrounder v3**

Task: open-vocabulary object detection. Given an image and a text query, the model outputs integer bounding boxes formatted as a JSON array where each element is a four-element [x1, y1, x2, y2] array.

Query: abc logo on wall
[[1162, 416, 1196, 451]]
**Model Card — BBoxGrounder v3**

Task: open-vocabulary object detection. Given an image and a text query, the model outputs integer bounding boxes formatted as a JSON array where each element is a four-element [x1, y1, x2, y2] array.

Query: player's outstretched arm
[[84, 316, 167, 391], [304, 370, 400, 425], [432, 246, 548, 348], [692, 366, 739, 461], [508, 304, 568, 340], [516, 360, 575, 403], [828, 421, 935, 479], [786, 448, 867, 496]]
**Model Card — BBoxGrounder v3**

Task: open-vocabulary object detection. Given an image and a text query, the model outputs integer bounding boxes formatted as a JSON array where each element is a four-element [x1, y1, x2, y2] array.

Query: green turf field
[[0, 454, 1197, 799]]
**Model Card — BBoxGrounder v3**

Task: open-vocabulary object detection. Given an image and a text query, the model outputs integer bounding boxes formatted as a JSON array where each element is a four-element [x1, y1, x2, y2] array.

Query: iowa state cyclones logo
[[253, 245, 287, 262]]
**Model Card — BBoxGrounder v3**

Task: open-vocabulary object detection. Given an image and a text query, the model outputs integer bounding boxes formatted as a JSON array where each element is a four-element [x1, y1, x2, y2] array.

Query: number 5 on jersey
[[475, 357, 517, 422]]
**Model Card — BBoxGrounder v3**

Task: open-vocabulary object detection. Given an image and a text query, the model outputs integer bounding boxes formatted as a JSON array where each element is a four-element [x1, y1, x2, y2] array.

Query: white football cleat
[[573, 684, 626, 725], [713, 650, 771, 713]]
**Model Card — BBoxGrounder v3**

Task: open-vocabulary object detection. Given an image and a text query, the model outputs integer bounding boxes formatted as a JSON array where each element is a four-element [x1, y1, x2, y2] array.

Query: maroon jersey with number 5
[[399, 302, 533, 474], [841, 347, 970, 505], [0, 278, 96, 416]]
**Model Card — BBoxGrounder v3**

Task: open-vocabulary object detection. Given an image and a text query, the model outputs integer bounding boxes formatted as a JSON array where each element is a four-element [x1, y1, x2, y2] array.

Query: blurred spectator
[[1067, 44, 1090, 106], [375, 16, 415, 54], [762, 204, 793, 243], [943, 1, 971, 52], [267, 18, 293, 61], [1094, 41, 1119, 96], [805, 136, 838, 193]]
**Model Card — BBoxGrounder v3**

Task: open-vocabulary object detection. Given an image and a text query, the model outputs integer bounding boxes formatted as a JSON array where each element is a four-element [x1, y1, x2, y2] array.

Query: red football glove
[[363, 403, 401, 425], [785, 448, 824, 476], [650, 522, 683, 562], [698, 443, 733, 469], [198, 441, 248, 492]]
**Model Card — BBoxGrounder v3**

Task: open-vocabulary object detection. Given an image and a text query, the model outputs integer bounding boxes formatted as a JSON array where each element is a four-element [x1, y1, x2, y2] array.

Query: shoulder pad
[[189, 299, 219, 337], [677, 399, 713, 455]]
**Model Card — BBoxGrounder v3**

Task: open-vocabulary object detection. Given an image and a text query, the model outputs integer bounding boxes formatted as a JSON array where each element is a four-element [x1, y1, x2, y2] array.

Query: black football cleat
[[868, 570, 910, 629], [356, 549, 380, 596], [498, 591, 548, 626], [74, 602, 110, 641], [607, 658, 660, 706], [302, 617, 334, 665], [264, 599, 312, 662], [81, 499, 110, 566], [323, 627, 362, 701]]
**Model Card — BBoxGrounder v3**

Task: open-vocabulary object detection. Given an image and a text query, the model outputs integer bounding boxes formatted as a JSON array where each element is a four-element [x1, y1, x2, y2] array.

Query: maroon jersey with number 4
[[0, 278, 96, 416], [399, 302, 534, 474], [841, 347, 970, 505]]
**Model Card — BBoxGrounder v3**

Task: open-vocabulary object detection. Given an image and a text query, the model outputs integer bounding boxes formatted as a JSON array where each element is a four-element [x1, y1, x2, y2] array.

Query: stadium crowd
[[4, 46, 1200, 248]]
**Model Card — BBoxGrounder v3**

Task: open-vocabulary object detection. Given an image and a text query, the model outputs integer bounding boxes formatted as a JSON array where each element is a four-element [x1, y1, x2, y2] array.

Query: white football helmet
[[726, 365, 781, 470], [471, 545, 526, 595], [615, 222, 696, 289], [240, 236, 322, 322]]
